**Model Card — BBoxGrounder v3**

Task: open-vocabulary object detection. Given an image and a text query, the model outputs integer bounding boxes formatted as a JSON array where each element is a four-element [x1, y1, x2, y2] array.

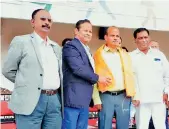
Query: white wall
[[2, 1, 169, 31], [1, 18, 169, 62]]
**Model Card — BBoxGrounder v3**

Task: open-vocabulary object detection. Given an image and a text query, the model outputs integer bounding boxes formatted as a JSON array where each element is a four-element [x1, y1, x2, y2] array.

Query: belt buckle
[[111, 91, 118, 96], [110, 92, 117, 96], [114, 92, 118, 95], [46, 90, 53, 96]]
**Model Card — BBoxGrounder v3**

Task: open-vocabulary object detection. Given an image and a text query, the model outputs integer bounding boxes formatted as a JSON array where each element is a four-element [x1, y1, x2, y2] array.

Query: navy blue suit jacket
[[62, 38, 99, 108]]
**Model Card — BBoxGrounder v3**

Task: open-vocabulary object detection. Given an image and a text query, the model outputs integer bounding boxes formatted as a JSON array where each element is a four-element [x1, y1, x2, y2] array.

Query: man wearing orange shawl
[[92, 26, 136, 129]]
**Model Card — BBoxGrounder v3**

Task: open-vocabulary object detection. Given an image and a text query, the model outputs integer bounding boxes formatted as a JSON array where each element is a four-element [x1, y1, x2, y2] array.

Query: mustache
[[42, 24, 50, 29]]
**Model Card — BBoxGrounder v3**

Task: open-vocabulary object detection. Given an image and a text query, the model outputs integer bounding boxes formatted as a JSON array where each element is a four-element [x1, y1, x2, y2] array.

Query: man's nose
[[114, 36, 118, 40], [87, 31, 92, 36], [44, 20, 50, 24], [114, 37, 118, 41], [142, 38, 147, 42]]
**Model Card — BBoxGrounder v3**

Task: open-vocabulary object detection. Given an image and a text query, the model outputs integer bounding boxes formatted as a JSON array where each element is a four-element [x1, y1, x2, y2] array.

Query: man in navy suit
[[62, 19, 112, 129]]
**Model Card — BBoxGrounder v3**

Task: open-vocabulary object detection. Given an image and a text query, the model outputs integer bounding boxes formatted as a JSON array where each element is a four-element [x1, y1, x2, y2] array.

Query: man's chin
[[85, 40, 91, 44]]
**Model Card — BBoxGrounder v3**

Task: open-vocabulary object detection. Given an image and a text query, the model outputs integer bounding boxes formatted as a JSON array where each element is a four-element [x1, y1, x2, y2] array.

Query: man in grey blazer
[[2, 9, 63, 129]]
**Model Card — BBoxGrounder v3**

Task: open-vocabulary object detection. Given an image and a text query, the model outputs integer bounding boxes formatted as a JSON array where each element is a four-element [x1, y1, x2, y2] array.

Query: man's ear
[[134, 38, 137, 43], [134, 39, 137, 43], [30, 19, 35, 28], [74, 28, 78, 36], [104, 34, 107, 41]]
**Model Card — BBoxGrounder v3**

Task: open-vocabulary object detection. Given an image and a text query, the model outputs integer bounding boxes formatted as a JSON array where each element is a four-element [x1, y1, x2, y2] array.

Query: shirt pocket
[[153, 59, 163, 72]]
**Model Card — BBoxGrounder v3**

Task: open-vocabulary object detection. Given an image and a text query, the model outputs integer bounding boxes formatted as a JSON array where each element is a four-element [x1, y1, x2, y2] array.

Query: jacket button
[[40, 74, 43, 76], [38, 87, 41, 90]]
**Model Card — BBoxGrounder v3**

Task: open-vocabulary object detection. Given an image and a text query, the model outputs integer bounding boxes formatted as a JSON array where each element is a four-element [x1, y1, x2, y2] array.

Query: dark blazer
[[62, 38, 98, 108]]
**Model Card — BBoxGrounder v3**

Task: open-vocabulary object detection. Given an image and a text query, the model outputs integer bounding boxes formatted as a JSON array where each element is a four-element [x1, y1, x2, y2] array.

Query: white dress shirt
[[34, 32, 60, 90], [80, 40, 95, 71], [130, 48, 169, 103], [101, 46, 124, 91]]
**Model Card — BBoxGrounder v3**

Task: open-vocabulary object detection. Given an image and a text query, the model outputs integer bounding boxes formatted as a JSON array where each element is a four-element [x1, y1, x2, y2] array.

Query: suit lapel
[[51, 45, 60, 71], [51, 44, 64, 117], [51, 45, 62, 76], [51, 45, 60, 60], [74, 39, 88, 56], [74, 38, 94, 71], [30, 34, 43, 69]]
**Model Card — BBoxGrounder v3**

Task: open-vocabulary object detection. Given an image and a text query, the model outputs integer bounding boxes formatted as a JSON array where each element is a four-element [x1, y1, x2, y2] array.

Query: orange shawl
[[93, 45, 135, 97]]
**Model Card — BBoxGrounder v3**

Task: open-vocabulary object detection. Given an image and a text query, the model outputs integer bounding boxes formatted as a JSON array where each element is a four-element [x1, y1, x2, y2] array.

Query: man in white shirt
[[130, 28, 169, 129], [149, 40, 169, 129]]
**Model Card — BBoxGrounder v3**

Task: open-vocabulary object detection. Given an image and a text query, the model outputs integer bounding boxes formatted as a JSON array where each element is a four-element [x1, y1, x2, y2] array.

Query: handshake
[[98, 75, 112, 86]]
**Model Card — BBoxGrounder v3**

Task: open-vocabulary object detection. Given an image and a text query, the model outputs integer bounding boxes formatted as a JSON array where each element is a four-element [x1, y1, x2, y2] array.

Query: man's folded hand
[[98, 75, 112, 86]]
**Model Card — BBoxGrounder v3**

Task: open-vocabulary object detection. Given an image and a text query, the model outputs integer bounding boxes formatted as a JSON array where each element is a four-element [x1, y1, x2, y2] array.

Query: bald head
[[105, 26, 119, 35], [150, 41, 159, 50]]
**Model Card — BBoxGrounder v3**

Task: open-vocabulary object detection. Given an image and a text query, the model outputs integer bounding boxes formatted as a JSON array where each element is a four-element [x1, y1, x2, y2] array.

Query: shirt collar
[[103, 45, 118, 53], [135, 47, 153, 54], [33, 32, 56, 46], [75, 38, 90, 50], [82, 43, 90, 50]]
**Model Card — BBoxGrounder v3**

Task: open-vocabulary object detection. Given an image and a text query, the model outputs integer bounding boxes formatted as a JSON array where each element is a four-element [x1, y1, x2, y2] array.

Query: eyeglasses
[[40, 17, 52, 23]]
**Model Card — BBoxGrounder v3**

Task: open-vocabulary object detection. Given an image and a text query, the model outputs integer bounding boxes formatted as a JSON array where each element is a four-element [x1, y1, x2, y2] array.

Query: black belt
[[41, 89, 57, 96], [103, 90, 125, 96]]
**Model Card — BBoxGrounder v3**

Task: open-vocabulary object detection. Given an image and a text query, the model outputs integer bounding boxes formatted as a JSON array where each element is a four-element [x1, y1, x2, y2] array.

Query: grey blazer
[[2, 33, 64, 116]]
